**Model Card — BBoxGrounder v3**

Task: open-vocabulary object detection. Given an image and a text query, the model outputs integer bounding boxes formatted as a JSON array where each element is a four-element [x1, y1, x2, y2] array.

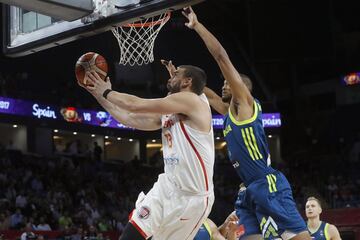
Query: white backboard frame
[[2, 0, 205, 57]]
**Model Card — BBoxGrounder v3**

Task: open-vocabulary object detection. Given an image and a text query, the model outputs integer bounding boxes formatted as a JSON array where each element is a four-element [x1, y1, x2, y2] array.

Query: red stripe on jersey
[[186, 197, 209, 240], [128, 209, 134, 220], [129, 219, 148, 239], [179, 121, 209, 191]]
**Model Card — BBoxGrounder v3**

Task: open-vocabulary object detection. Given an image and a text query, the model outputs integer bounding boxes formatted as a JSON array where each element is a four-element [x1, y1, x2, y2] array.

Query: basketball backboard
[[2, 0, 204, 57]]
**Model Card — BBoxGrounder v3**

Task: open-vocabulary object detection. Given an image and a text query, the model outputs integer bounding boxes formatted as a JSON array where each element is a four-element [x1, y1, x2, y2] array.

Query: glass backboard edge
[[2, 0, 205, 57]]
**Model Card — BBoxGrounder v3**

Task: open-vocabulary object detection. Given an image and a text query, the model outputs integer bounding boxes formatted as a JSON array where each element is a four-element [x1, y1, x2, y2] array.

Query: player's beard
[[222, 94, 231, 103], [167, 81, 181, 94]]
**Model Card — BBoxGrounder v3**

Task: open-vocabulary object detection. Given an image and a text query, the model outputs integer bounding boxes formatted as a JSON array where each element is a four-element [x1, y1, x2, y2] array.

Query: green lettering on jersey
[[223, 124, 232, 137]]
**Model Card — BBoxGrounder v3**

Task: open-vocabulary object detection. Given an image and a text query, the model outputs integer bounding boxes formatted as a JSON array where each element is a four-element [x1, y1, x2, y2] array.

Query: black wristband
[[102, 89, 113, 99]]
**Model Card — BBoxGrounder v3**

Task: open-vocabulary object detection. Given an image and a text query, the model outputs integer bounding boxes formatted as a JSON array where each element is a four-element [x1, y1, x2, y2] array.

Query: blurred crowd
[[1, 136, 359, 237], [0, 146, 161, 236]]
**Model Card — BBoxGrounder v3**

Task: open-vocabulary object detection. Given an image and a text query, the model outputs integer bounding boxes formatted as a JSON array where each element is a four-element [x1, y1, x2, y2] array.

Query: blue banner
[[0, 96, 281, 130]]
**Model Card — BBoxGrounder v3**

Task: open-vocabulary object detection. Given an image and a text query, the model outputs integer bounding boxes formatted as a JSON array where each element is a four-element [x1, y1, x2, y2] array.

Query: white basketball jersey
[[161, 94, 214, 194]]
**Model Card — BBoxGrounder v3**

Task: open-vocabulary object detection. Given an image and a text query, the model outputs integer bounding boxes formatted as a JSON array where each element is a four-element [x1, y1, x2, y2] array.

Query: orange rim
[[122, 12, 171, 28]]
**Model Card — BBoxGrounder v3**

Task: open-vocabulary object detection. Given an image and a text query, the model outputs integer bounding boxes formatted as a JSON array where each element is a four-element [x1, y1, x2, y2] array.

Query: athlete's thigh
[[153, 195, 211, 240], [130, 182, 164, 239], [236, 189, 261, 238], [251, 172, 307, 239]]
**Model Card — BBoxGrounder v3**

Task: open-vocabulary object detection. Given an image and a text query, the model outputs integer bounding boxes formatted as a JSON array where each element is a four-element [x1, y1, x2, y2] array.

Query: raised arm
[[161, 59, 228, 115], [80, 74, 161, 131], [106, 90, 200, 115], [85, 71, 210, 132], [94, 95, 161, 131], [203, 87, 229, 115], [183, 7, 253, 106]]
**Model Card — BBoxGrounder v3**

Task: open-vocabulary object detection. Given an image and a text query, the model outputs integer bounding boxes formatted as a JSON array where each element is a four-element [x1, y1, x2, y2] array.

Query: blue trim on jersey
[[309, 221, 329, 240], [194, 223, 211, 240]]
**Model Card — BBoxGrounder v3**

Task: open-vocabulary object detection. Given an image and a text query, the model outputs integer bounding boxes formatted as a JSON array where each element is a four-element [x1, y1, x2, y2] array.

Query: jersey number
[[164, 132, 173, 148]]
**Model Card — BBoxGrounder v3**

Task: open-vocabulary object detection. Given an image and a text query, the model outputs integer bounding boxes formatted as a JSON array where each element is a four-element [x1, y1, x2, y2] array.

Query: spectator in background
[[116, 221, 125, 232], [5, 184, 16, 201], [85, 225, 98, 240], [96, 233, 104, 240], [31, 177, 44, 193], [36, 216, 51, 231], [10, 208, 23, 229], [71, 227, 83, 240], [59, 226, 72, 240], [26, 217, 37, 231], [4, 211, 12, 230], [107, 214, 123, 233], [93, 142, 102, 163], [15, 191, 27, 209], [0, 213, 10, 230], [36, 235, 45, 240], [59, 211, 73, 230], [327, 176, 338, 194], [97, 218, 109, 232], [20, 223, 36, 240], [90, 204, 100, 224]]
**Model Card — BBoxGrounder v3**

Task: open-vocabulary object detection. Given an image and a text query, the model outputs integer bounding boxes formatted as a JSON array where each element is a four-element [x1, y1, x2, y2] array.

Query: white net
[[111, 12, 170, 66]]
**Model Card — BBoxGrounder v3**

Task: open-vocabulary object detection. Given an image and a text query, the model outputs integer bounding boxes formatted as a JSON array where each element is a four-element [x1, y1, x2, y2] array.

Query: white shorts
[[129, 174, 214, 240]]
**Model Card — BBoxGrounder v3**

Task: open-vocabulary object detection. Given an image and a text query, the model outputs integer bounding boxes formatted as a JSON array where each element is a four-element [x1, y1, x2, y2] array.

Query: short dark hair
[[239, 73, 253, 92], [179, 65, 207, 95], [221, 73, 253, 92]]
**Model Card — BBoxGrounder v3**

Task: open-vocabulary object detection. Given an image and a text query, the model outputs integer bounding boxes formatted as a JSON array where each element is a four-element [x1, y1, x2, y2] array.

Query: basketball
[[75, 52, 108, 87]]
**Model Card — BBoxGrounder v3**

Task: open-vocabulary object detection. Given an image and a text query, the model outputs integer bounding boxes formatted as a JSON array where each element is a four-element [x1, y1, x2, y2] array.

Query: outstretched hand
[[225, 211, 239, 223], [227, 220, 239, 234], [182, 6, 199, 29], [161, 59, 176, 78], [223, 211, 239, 237], [83, 71, 112, 99]]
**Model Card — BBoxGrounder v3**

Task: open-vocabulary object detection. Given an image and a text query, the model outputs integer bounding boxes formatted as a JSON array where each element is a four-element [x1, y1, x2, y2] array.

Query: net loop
[[111, 12, 170, 66]]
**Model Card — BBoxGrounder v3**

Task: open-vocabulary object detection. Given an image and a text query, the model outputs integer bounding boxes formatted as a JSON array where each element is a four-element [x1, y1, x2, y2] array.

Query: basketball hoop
[[111, 12, 171, 66]]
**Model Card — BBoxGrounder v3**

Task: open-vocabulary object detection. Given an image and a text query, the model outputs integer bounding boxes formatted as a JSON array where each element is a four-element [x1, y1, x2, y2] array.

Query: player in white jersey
[[81, 64, 215, 240]]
